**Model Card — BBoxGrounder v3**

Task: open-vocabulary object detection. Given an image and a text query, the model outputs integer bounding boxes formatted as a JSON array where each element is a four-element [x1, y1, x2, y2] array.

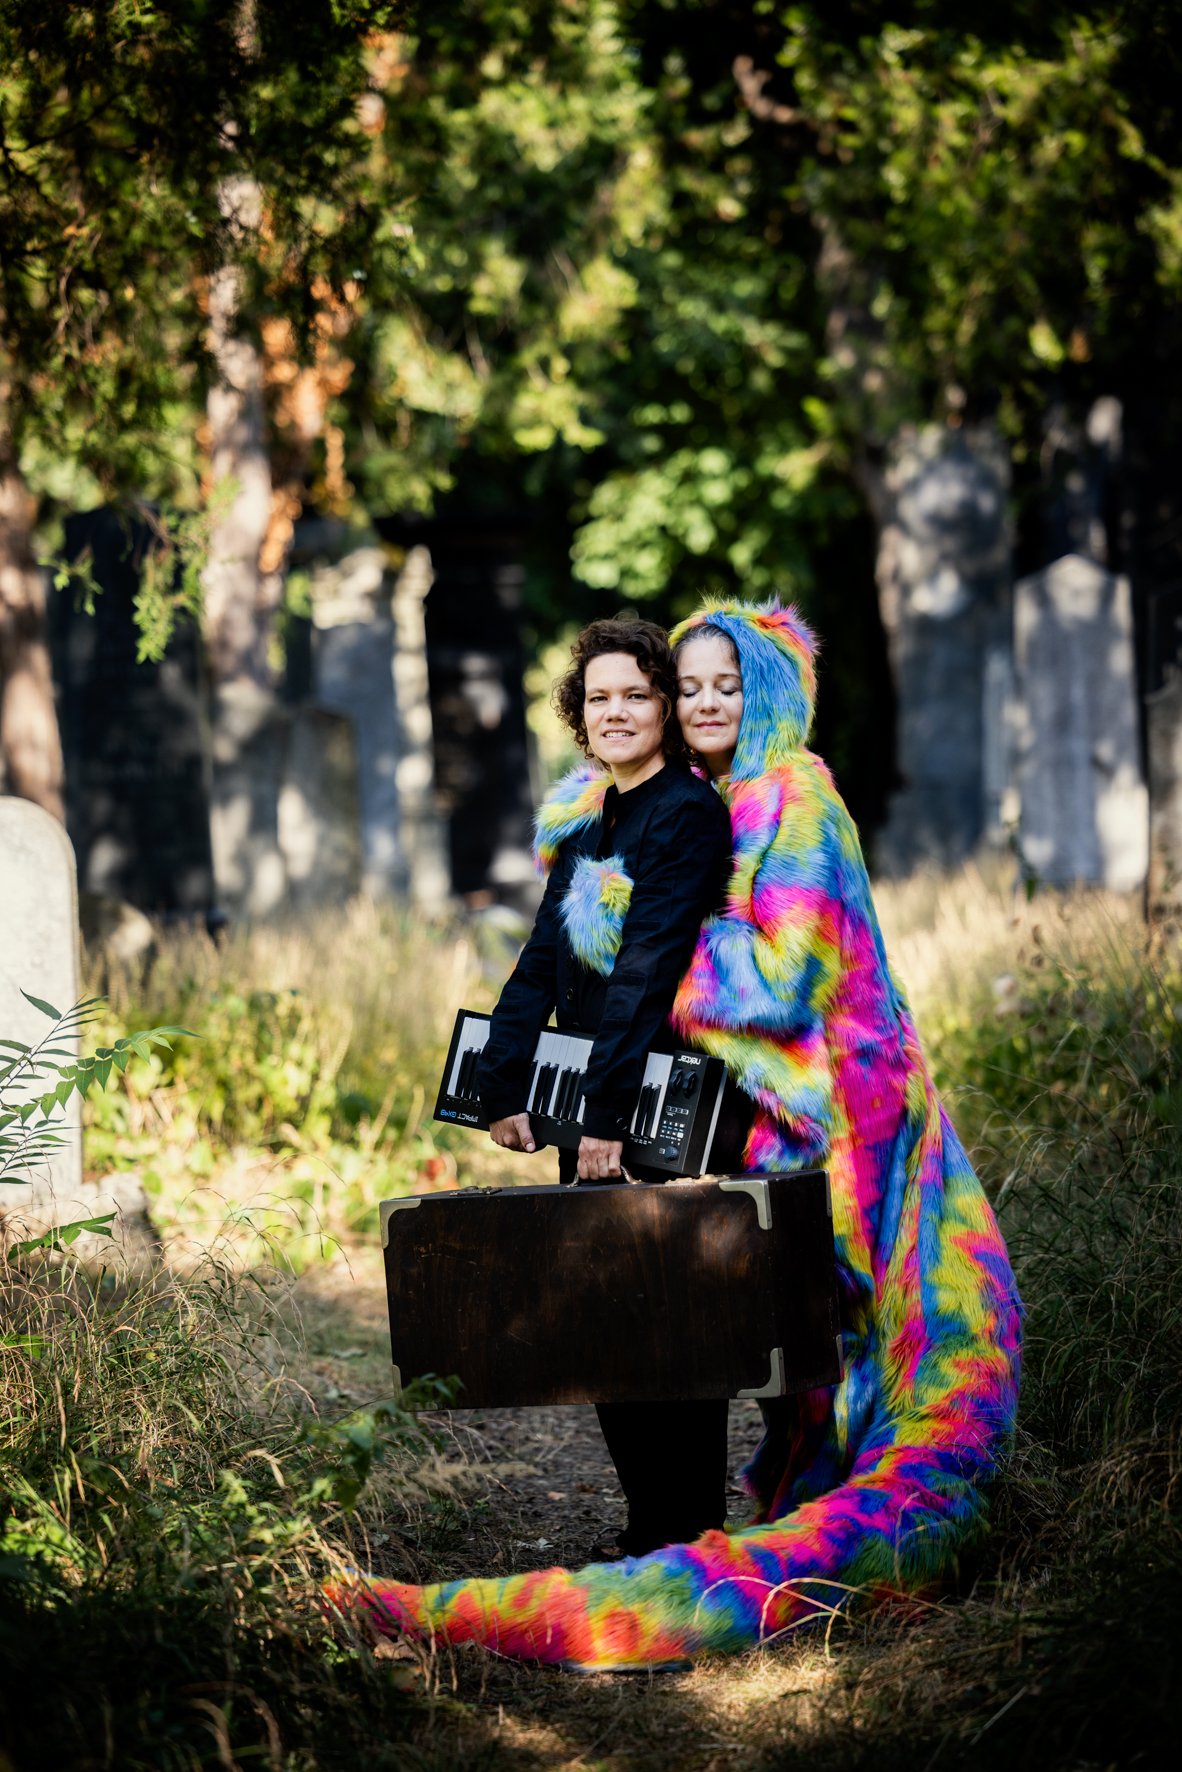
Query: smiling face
[[582, 651, 667, 786], [677, 632, 744, 777]]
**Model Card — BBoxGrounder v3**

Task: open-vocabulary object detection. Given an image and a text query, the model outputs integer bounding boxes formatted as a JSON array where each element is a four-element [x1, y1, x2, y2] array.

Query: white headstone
[[1013, 554, 1148, 891], [0, 800, 162, 1268], [391, 546, 450, 909], [0, 797, 82, 1211], [874, 424, 1012, 871], [1145, 664, 1182, 916], [310, 546, 403, 899]]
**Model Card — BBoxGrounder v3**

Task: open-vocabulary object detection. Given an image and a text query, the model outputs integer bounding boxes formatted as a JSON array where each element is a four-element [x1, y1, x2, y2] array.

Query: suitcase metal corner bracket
[[718, 1177, 773, 1230], [737, 1346, 786, 1399], [380, 1197, 423, 1247]]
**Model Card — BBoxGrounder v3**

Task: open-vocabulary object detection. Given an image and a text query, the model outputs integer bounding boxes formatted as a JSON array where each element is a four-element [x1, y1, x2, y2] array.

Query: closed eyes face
[[677, 633, 743, 777]]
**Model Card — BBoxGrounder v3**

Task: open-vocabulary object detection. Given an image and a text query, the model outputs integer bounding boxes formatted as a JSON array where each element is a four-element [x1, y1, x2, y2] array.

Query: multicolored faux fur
[[559, 853, 634, 976], [335, 599, 1022, 1667], [532, 762, 610, 877]]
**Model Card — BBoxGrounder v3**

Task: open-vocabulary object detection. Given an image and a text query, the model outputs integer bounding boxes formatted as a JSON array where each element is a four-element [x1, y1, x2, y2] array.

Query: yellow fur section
[[599, 871, 632, 915]]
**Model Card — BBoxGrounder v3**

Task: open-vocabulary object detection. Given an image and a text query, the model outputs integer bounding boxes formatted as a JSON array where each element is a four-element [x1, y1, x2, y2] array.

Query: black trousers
[[596, 1398, 730, 1556], [556, 1076, 753, 1556]]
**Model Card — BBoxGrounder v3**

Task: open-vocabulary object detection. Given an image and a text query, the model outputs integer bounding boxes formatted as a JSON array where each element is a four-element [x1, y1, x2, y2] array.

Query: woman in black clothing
[[476, 619, 741, 1556]]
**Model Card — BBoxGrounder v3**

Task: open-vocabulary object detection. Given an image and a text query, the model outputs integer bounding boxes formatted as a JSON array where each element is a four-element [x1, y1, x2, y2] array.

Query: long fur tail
[[328, 1089, 1020, 1667], [327, 1435, 997, 1667]]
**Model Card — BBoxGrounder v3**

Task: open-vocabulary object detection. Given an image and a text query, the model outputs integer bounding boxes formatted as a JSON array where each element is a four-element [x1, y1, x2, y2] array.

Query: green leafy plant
[[0, 1254, 449, 1768], [129, 480, 240, 661], [302, 1381, 461, 1512], [1, 991, 191, 1259]]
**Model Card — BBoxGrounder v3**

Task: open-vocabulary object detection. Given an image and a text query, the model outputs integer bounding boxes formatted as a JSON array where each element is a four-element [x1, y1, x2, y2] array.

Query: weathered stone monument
[[209, 689, 361, 916], [277, 708, 362, 910], [0, 797, 81, 1205], [51, 507, 214, 918], [873, 425, 1013, 873], [1146, 664, 1182, 915], [306, 545, 404, 899], [209, 526, 451, 918], [275, 533, 448, 908], [1012, 554, 1148, 891], [378, 512, 538, 911], [0, 797, 155, 1266], [390, 545, 451, 909]]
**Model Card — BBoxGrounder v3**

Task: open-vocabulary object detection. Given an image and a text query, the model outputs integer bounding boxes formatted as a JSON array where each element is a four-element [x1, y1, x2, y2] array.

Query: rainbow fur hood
[[337, 598, 1022, 1670]]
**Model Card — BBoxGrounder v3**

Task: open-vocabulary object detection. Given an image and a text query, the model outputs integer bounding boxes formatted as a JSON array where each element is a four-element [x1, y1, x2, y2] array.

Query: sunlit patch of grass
[[81, 901, 541, 1266], [16, 866, 1176, 1767], [0, 1247, 481, 1769]]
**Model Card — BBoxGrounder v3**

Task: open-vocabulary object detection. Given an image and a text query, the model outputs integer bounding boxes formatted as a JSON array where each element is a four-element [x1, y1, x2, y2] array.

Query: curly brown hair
[[553, 618, 687, 761]]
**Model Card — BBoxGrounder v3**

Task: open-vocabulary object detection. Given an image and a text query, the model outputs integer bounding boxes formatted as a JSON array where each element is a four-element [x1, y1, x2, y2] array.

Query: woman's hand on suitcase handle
[[489, 1113, 536, 1153], [577, 1136, 624, 1180]]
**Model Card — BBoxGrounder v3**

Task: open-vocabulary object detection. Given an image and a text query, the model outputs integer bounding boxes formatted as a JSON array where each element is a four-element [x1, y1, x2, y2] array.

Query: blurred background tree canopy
[[2, 0, 1179, 832]]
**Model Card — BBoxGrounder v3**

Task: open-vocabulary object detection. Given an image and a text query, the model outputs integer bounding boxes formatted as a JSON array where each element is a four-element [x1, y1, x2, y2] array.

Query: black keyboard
[[434, 1009, 729, 1177]]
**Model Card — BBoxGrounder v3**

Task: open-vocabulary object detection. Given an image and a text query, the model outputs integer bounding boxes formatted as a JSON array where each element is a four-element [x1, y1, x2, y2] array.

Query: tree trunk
[[203, 259, 276, 689], [202, 205, 291, 917], [0, 461, 65, 822]]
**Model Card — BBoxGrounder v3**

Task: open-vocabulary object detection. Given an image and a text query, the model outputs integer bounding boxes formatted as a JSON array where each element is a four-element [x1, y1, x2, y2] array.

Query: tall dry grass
[[3, 866, 1175, 1768], [82, 900, 538, 1266], [0, 1234, 507, 1768]]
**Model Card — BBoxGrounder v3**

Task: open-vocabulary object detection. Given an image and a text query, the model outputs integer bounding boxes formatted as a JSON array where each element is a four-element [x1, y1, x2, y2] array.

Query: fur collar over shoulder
[[532, 763, 610, 878]]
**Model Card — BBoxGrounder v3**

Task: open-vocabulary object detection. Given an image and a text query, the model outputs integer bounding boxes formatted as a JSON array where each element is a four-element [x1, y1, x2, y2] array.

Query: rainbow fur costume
[[336, 599, 1021, 1669]]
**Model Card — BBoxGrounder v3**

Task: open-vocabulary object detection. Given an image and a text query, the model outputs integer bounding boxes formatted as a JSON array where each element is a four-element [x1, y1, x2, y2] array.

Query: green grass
[[78, 902, 535, 1268], [2, 874, 1179, 1768], [0, 1257, 462, 1770]]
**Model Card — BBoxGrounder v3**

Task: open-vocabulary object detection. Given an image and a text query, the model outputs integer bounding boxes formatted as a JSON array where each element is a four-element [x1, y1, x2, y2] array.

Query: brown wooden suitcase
[[380, 1173, 843, 1408]]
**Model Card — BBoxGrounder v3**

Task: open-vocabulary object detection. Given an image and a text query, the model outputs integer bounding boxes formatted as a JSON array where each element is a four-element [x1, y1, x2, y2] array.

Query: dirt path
[[279, 1239, 989, 1772], [283, 1238, 768, 1585]]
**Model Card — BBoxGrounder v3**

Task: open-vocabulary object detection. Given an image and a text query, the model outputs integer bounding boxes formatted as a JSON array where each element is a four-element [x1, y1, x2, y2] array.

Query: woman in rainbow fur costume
[[345, 598, 1022, 1669]]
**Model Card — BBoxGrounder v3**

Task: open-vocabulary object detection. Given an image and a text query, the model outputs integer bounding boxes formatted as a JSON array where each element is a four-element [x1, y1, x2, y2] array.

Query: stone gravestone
[[0, 798, 155, 1265], [0, 798, 82, 1209], [377, 512, 538, 913], [1145, 582, 1182, 917], [274, 532, 448, 908], [390, 546, 451, 909], [873, 425, 1012, 873], [1012, 554, 1148, 891], [50, 507, 214, 919], [209, 689, 361, 917], [306, 545, 403, 899], [277, 709, 362, 911]]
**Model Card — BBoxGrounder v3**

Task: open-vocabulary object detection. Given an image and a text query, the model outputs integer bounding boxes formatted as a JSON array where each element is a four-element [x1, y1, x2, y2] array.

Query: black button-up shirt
[[478, 759, 732, 1140]]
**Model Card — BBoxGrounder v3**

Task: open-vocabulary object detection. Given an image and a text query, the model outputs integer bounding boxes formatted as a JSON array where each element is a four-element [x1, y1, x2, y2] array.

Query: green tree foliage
[[617, 1, 1182, 575], [766, 5, 1182, 452], [0, 0, 402, 500], [348, 1, 850, 618], [339, 0, 891, 817], [347, 0, 1182, 590], [8, 3, 1180, 829]]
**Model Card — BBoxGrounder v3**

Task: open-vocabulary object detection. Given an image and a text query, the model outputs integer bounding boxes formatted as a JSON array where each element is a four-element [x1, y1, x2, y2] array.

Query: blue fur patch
[[560, 854, 633, 977]]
